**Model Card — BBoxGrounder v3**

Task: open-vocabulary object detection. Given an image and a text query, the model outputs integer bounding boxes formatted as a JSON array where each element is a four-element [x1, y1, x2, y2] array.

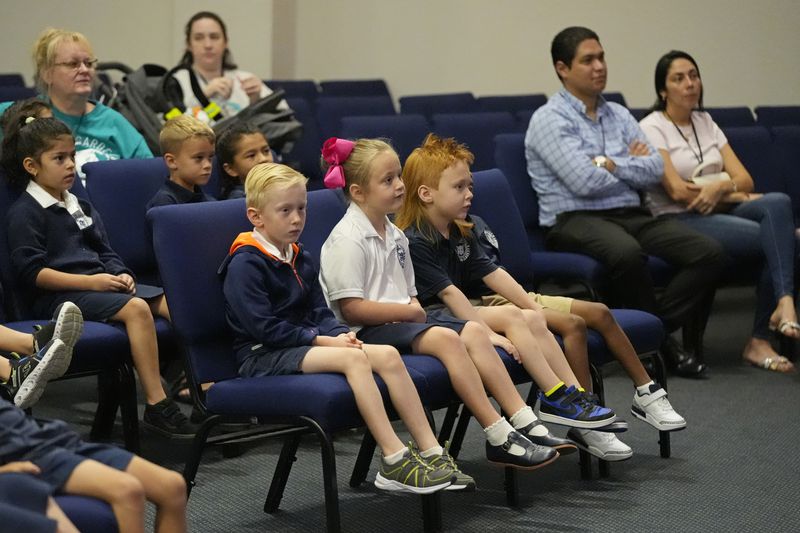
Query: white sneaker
[[631, 383, 687, 431], [567, 428, 633, 461]]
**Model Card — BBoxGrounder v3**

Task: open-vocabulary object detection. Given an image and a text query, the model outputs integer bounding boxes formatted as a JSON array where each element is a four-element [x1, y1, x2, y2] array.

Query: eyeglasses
[[53, 58, 99, 71]]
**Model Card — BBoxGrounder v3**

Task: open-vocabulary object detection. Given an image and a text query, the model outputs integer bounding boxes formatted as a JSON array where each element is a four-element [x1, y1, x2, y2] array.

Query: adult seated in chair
[[0, 28, 152, 183], [639, 50, 798, 374], [525, 27, 725, 378]]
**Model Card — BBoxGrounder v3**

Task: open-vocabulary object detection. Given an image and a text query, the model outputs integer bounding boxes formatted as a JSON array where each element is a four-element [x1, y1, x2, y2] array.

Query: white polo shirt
[[320, 202, 417, 330]]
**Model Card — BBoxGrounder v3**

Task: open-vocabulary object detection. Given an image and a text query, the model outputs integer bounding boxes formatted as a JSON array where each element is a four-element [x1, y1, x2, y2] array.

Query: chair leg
[[349, 431, 376, 487], [90, 370, 119, 442], [578, 449, 593, 480], [525, 383, 539, 406], [505, 467, 519, 507], [421, 493, 443, 532], [317, 429, 341, 533], [598, 459, 610, 478], [118, 364, 140, 453], [437, 404, 459, 444], [182, 414, 221, 497], [264, 434, 302, 513], [448, 406, 473, 460], [659, 430, 671, 458]]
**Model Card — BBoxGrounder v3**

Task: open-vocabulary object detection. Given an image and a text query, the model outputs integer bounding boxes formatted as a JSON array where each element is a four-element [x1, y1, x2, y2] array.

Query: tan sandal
[[748, 355, 796, 374]]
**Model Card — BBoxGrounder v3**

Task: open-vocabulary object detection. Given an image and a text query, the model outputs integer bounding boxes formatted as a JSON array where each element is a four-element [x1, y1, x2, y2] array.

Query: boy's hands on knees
[[0, 461, 41, 475], [118, 273, 136, 294], [88, 273, 130, 292], [338, 332, 364, 349], [488, 331, 521, 363]]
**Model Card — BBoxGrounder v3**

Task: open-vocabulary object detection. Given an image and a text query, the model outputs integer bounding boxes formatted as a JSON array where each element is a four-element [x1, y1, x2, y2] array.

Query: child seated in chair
[[216, 121, 273, 200], [396, 134, 686, 462], [146, 115, 216, 209], [0, 395, 188, 533], [220, 162, 464, 494]]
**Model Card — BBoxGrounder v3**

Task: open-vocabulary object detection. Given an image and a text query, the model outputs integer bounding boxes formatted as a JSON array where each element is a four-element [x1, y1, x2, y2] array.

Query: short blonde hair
[[32, 28, 94, 93], [245, 163, 308, 210], [159, 115, 215, 155], [320, 138, 395, 199]]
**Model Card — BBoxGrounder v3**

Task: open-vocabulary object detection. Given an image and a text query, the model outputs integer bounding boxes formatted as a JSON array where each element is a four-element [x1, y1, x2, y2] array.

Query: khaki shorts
[[472, 292, 573, 314]]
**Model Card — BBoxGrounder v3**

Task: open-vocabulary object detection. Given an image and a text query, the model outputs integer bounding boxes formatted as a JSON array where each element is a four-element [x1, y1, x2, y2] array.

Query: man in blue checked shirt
[[525, 26, 725, 378]]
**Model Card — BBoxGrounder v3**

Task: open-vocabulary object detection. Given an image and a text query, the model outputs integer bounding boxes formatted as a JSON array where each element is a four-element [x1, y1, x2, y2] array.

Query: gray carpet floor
[[33, 286, 800, 532]]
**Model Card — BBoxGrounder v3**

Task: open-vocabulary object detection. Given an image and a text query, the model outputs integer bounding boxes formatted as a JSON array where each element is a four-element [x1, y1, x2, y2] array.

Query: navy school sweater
[[219, 232, 349, 366], [6, 192, 132, 297]]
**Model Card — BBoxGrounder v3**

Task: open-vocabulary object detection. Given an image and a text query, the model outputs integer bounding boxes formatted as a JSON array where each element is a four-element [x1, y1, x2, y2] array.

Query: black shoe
[[517, 421, 577, 455], [661, 338, 708, 379], [486, 430, 559, 470], [143, 398, 199, 438]]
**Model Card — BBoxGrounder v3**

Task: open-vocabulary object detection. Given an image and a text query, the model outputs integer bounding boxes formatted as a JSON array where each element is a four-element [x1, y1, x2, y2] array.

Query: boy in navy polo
[[147, 115, 216, 209]]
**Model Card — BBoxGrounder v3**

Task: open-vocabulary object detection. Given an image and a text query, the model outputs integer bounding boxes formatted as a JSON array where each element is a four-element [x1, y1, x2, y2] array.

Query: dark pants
[[546, 207, 726, 332]]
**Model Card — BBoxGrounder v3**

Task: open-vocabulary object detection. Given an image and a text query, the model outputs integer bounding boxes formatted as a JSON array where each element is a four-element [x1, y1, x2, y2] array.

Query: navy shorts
[[357, 309, 466, 352], [35, 284, 164, 322], [239, 345, 312, 377], [31, 441, 134, 491]]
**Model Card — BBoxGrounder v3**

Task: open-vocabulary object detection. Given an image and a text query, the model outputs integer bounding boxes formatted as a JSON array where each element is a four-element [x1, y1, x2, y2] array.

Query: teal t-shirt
[[0, 99, 152, 179]]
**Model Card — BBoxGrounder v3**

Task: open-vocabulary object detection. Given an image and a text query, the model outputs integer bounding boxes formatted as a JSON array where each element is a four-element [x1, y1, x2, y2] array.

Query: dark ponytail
[[1, 110, 72, 189]]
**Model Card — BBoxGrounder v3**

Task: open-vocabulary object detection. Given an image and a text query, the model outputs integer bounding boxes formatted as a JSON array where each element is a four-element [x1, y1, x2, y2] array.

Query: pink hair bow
[[321, 137, 355, 189]]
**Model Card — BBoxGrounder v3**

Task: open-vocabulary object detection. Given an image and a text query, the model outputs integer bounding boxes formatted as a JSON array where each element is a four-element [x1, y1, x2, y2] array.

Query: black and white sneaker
[[567, 427, 633, 461], [33, 302, 83, 377], [6, 339, 70, 409], [631, 383, 687, 431]]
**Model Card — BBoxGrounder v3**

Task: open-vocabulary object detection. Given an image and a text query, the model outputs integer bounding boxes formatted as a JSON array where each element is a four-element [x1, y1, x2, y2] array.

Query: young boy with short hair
[[147, 115, 216, 209]]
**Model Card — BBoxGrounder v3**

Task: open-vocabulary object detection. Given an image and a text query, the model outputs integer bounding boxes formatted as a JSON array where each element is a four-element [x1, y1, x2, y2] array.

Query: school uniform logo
[[455, 238, 471, 262], [483, 229, 499, 250], [396, 244, 406, 268]]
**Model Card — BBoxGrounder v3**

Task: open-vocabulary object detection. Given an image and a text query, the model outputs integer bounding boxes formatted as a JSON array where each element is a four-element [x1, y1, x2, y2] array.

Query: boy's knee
[[343, 348, 371, 372], [161, 471, 188, 508], [112, 473, 146, 506], [122, 297, 153, 322], [373, 345, 404, 372]]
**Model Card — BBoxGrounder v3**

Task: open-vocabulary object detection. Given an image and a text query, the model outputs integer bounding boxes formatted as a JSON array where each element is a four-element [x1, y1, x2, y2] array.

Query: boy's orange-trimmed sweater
[[219, 232, 349, 366]]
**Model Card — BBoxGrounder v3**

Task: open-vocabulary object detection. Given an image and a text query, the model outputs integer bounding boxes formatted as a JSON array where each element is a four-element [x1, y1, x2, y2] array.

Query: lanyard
[[664, 111, 703, 164]]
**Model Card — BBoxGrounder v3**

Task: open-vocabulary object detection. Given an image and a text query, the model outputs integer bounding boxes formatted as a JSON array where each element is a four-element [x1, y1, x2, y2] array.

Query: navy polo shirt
[[146, 179, 214, 209], [404, 220, 498, 307]]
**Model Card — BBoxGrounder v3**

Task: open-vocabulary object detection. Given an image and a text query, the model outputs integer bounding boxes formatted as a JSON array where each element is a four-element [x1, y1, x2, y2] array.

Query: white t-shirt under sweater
[[173, 68, 287, 119], [319, 203, 417, 332], [639, 110, 728, 216]]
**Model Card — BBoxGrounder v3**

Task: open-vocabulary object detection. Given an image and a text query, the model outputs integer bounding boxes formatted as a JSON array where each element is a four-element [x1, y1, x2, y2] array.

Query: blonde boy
[[147, 115, 216, 208]]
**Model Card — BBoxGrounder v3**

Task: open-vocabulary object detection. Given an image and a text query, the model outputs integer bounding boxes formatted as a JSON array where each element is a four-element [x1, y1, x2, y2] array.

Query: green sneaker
[[423, 442, 476, 492], [375, 446, 453, 494]]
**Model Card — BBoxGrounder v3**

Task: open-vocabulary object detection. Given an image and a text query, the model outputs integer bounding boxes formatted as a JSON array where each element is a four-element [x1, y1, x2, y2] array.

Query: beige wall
[[1, 0, 797, 108]]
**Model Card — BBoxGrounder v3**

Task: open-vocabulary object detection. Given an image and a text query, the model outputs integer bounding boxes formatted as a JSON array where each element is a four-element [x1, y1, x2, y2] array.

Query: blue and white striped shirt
[[525, 88, 664, 227]]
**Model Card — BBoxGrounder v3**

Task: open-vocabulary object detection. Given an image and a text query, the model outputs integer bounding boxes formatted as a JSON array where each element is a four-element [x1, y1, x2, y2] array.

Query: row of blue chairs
[[50, 154, 667, 530]]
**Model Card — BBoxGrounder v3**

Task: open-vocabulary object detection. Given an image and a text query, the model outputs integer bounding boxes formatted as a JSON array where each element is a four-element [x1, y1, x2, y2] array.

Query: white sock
[[383, 446, 407, 465], [419, 445, 444, 459], [636, 381, 655, 395], [484, 417, 527, 456], [509, 406, 549, 437]]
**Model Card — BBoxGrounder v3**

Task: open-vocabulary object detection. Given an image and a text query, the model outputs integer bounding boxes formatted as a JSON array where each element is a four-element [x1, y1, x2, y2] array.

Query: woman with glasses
[[640, 50, 797, 374], [0, 28, 152, 182]]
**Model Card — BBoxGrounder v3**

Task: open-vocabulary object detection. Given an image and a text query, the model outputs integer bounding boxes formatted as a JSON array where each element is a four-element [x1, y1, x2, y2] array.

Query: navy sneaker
[[486, 430, 559, 470], [537, 385, 616, 429]]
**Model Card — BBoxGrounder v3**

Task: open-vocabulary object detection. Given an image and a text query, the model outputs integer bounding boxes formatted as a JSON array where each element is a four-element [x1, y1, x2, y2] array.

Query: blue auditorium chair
[[148, 199, 445, 532], [755, 105, 800, 128], [722, 126, 780, 193], [315, 95, 396, 140], [470, 168, 673, 463], [0, 73, 25, 86], [263, 80, 320, 107], [602, 92, 628, 107], [399, 92, 478, 120], [340, 114, 430, 162], [0, 177, 138, 451], [770, 126, 800, 223], [705, 106, 755, 127], [431, 112, 516, 170], [319, 79, 391, 98], [284, 97, 323, 183], [56, 495, 118, 532], [477, 94, 547, 114], [0, 86, 37, 101]]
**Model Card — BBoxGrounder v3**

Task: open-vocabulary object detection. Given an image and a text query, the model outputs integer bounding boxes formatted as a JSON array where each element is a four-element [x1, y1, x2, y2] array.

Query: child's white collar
[[26, 180, 93, 229], [251, 230, 294, 262]]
